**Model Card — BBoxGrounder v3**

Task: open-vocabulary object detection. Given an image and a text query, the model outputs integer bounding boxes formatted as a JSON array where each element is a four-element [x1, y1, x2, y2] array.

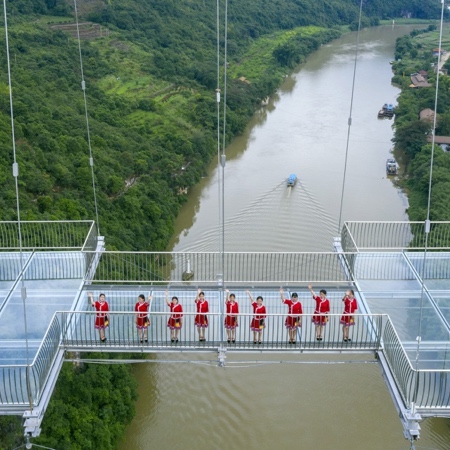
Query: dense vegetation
[[33, 359, 138, 449], [0, 0, 444, 252], [0, 0, 445, 448], [391, 25, 450, 224], [0, 357, 138, 450]]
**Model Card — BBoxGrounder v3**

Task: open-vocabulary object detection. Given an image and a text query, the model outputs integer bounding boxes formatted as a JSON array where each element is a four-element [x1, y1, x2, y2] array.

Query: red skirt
[[224, 316, 238, 329], [340, 315, 355, 326], [136, 316, 150, 329], [285, 316, 301, 329], [195, 314, 208, 328], [167, 317, 182, 330], [312, 315, 328, 326], [251, 318, 265, 332], [95, 316, 108, 329]]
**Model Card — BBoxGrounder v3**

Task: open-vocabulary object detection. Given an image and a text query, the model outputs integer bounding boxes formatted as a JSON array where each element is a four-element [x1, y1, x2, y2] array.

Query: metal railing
[[0, 221, 96, 250], [88, 252, 355, 285], [381, 318, 450, 410], [81, 222, 99, 278], [0, 252, 32, 281], [22, 252, 87, 281], [0, 315, 62, 408], [1, 311, 449, 412], [59, 312, 383, 351], [382, 317, 415, 406], [349, 252, 417, 280], [342, 221, 450, 251], [0, 365, 30, 405]]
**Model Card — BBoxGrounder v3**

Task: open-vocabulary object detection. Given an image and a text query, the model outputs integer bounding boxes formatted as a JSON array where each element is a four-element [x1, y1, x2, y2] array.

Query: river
[[119, 25, 449, 449]]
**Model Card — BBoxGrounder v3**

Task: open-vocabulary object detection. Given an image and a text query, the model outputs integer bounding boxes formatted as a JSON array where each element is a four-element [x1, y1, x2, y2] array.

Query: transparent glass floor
[[0, 252, 85, 365], [356, 252, 450, 370]]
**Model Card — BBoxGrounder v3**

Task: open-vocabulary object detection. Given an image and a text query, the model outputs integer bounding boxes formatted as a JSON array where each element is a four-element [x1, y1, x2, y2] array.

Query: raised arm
[[195, 288, 201, 301], [225, 289, 229, 303], [308, 285, 316, 297], [147, 294, 153, 303], [88, 292, 94, 307], [165, 291, 170, 307], [280, 288, 285, 302], [246, 290, 254, 303]]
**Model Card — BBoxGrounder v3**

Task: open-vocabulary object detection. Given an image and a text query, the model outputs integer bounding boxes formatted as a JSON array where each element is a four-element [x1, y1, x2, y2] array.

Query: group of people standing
[[88, 287, 358, 344]]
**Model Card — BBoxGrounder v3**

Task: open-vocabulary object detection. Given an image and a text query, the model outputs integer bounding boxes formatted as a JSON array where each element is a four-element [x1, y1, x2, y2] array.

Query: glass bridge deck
[[1, 220, 449, 419]]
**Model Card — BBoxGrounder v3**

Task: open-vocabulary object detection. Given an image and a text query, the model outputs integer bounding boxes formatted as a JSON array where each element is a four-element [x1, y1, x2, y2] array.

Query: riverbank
[[391, 23, 450, 225], [117, 25, 450, 450]]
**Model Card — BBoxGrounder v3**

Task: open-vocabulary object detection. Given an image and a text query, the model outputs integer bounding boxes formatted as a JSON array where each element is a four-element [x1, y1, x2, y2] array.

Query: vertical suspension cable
[[73, 0, 101, 234], [2, 0, 33, 410], [412, 0, 446, 409], [337, 0, 363, 234], [216, 0, 221, 256], [221, 0, 228, 267]]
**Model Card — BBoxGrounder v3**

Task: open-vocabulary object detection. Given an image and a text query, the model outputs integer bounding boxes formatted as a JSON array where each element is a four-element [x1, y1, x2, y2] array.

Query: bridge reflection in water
[[1, 220, 450, 443]]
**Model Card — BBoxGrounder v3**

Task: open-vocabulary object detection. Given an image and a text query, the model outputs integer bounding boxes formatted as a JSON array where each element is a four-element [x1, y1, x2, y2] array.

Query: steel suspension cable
[[221, 0, 228, 265], [73, 0, 101, 234], [337, 0, 364, 234], [2, 0, 33, 411], [216, 0, 221, 256], [412, 0, 446, 410], [215, 0, 230, 347]]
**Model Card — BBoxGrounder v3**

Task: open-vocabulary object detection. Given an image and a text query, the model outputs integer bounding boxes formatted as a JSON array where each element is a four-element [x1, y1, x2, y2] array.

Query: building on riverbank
[[427, 134, 450, 151], [410, 73, 432, 88]]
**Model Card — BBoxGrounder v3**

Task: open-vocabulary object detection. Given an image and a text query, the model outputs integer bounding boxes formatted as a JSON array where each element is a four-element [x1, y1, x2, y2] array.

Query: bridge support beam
[[23, 408, 43, 439], [217, 345, 227, 367], [402, 403, 421, 443], [378, 352, 422, 442]]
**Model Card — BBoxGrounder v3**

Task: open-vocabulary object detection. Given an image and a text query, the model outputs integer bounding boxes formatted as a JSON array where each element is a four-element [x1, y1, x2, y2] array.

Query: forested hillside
[[0, 0, 442, 251], [391, 25, 450, 227]]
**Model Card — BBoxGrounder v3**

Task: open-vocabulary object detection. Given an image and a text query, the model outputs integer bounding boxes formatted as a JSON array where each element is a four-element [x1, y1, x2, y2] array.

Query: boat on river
[[386, 158, 397, 175], [287, 174, 297, 187], [378, 103, 394, 118]]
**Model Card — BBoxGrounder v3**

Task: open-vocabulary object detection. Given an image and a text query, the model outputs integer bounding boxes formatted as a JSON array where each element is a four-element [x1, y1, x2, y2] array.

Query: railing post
[[217, 273, 224, 346]]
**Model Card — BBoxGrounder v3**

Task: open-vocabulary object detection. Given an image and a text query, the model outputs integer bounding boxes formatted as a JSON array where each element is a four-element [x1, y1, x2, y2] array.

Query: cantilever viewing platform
[[0, 220, 449, 441]]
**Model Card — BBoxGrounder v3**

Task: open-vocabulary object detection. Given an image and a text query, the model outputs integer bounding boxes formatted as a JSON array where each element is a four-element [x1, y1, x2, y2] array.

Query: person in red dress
[[135, 294, 152, 343], [88, 292, 109, 342], [195, 289, 209, 341], [308, 285, 330, 341], [280, 289, 302, 344], [340, 289, 358, 342], [166, 291, 183, 343], [224, 290, 239, 343], [247, 291, 266, 344]]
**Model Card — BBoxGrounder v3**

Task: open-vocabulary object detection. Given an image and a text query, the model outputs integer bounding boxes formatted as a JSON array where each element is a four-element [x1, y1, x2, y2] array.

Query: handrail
[[1, 312, 449, 411], [381, 316, 416, 406], [0, 221, 95, 250], [342, 221, 450, 251], [59, 312, 383, 352], [86, 251, 356, 284]]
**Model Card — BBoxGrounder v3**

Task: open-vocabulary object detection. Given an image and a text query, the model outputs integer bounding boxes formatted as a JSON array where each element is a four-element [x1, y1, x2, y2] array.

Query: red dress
[[224, 301, 239, 329], [340, 297, 358, 326], [93, 301, 109, 329], [135, 301, 150, 329], [283, 299, 302, 329], [312, 296, 330, 325], [195, 299, 209, 328], [250, 303, 266, 331], [168, 303, 183, 330]]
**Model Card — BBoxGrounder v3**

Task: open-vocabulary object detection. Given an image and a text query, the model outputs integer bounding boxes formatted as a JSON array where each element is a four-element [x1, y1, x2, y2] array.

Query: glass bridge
[[1, 220, 449, 442]]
